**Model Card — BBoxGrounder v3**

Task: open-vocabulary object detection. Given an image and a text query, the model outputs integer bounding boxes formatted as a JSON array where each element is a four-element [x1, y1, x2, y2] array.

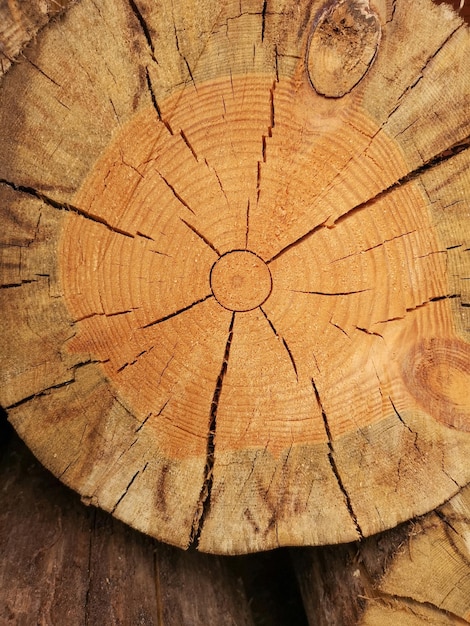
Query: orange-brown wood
[[0, 0, 469, 554]]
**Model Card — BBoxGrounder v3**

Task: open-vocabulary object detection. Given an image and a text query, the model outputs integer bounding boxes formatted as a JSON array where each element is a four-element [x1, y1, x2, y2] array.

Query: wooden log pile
[[1, 0, 470, 623]]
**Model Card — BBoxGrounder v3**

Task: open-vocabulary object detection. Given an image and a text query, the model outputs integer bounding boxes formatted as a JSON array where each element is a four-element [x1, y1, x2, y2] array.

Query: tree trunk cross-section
[[0, 0, 469, 554]]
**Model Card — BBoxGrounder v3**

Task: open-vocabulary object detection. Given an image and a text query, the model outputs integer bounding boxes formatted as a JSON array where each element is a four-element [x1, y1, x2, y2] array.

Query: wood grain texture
[[292, 485, 470, 625], [0, 429, 161, 625], [0, 0, 469, 555], [4, 419, 470, 624], [0, 0, 73, 76], [0, 425, 312, 625]]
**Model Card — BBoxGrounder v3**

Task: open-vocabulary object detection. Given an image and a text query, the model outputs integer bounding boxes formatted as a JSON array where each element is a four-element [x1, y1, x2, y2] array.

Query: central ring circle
[[210, 250, 273, 312]]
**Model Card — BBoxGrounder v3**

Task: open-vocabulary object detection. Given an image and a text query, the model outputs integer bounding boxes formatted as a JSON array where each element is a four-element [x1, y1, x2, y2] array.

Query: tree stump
[[0, 0, 469, 555]]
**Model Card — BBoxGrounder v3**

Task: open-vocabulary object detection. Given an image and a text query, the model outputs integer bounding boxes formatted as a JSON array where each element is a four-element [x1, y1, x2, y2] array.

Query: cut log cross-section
[[0, 0, 469, 554]]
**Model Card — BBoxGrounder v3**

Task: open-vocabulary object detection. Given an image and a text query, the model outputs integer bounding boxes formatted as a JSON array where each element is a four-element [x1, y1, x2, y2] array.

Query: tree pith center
[[210, 250, 272, 312]]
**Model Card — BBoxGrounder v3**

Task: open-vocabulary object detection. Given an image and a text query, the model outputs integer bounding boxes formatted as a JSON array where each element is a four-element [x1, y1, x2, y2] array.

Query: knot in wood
[[307, 0, 381, 98]]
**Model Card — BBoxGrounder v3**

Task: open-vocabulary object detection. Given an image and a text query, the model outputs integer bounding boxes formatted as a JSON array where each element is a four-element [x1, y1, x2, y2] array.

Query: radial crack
[[260, 307, 298, 381], [312, 379, 363, 538], [332, 136, 470, 230], [5, 361, 107, 410], [155, 171, 195, 214], [274, 44, 280, 82], [388, 396, 416, 435], [403, 293, 460, 317], [145, 68, 176, 137], [74, 308, 138, 323], [202, 157, 229, 208], [261, 0, 268, 41], [1, 279, 38, 289], [136, 231, 154, 240], [145, 68, 161, 118], [117, 346, 154, 373], [142, 294, 213, 329], [373, 293, 461, 325], [256, 80, 276, 202], [387, 0, 397, 23], [266, 216, 331, 264], [294, 289, 370, 296], [111, 470, 140, 514], [329, 320, 350, 337], [0, 179, 134, 238], [173, 22, 196, 86], [390, 397, 419, 454], [135, 399, 169, 433], [26, 58, 61, 87], [183, 56, 196, 86], [127, 0, 157, 61], [190, 311, 235, 547], [267, 135, 470, 265], [390, 23, 463, 117], [355, 326, 383, 339], [179, 129, 198, 161], [180, 218, 221, 256], [6, 379, 74, 410], [331, 230, 417, 263]]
